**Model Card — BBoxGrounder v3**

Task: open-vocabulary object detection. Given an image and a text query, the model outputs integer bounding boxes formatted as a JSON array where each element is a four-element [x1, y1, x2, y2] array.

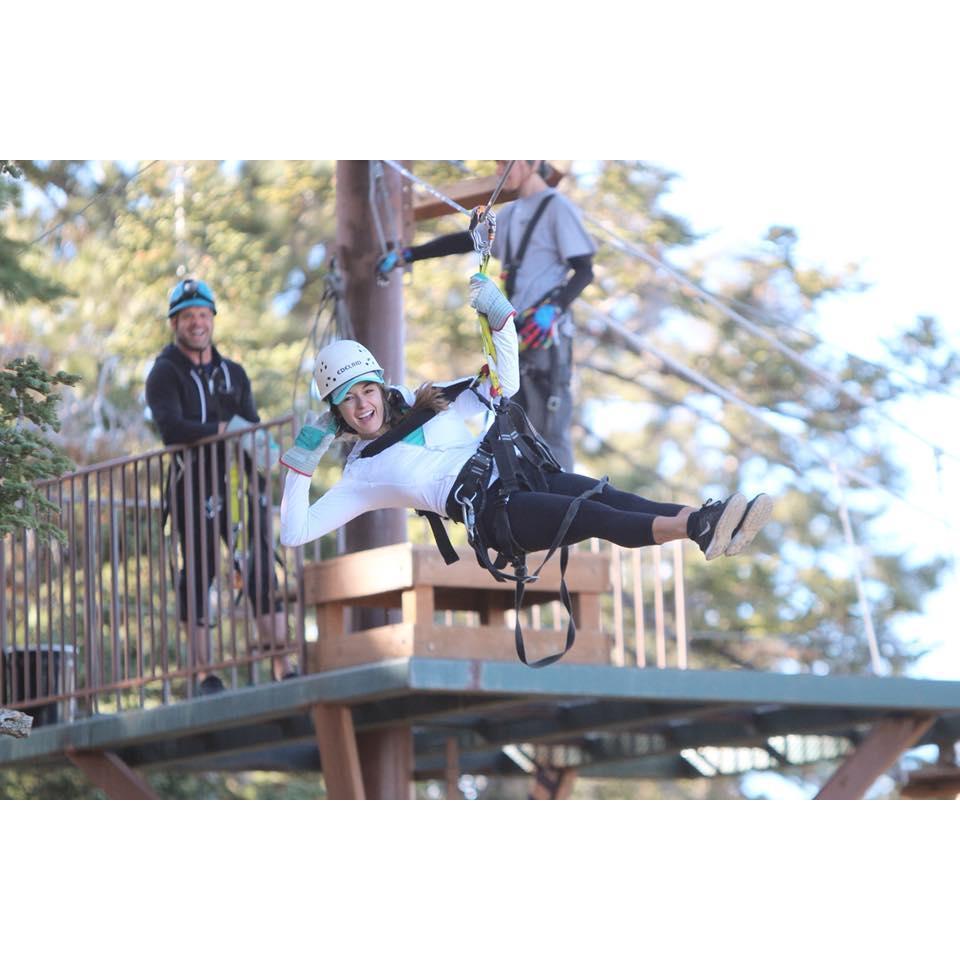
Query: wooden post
[[530, 766, 578, 800], [66, 749, 158, 800], [311, 703, 366, 799], [358, 728, 413, 800], [815, 714, 935, 800], [652, 545, 666, 667], [335, 160, 408, 557], [445, 737, 462, 799], [632, 549, 646, 667], [610, 545, 624, 666], [673, 540, 687, 669]]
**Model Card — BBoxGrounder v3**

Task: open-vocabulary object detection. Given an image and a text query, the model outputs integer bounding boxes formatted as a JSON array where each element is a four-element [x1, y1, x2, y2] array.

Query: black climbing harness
[[359, 381, 607, 667]]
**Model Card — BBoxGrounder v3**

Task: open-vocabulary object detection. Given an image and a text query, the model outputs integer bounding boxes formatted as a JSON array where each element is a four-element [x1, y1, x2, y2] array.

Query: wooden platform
[[303, 542, 613, 671]]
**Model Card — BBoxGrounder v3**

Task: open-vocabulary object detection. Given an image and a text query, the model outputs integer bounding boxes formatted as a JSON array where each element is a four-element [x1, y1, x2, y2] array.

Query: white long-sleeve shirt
[[280, 320, 519, 547]]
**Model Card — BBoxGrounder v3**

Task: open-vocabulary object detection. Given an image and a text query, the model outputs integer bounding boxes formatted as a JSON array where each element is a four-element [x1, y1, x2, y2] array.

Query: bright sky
[[634, 89, 959, 682]]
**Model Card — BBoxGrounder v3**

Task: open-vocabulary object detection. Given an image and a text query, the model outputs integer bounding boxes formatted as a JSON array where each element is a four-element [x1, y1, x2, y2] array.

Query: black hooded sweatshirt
[[145, 343, 258, 447]]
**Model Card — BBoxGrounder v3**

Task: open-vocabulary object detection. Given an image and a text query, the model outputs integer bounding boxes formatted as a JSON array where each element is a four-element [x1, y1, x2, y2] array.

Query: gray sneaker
[[724, 494, 774, 556], [687, 494, 747, 560]]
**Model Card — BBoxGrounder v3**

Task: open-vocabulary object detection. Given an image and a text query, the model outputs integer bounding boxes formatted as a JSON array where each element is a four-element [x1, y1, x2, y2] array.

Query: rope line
[[584, 211, 960, 465]]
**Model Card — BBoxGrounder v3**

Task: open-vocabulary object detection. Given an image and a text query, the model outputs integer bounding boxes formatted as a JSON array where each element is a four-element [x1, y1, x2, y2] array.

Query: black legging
[[479, 472, 684, 554]]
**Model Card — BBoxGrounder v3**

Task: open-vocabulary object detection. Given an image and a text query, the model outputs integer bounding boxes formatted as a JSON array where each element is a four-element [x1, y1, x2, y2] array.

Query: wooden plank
[[305, 543, 609, 604], [358, 727, 412, 799], [412, 168, 564, 222], [413, 544, 611, 593], [313, 623, 414, 671], [413, 175, 516, 222], [899, 766, 960, 799], [66, 749, 158, 800], [311, 703, 365, 799], [303, 542, 415, 604], [815, 714, 936, 800], [312, 621, 610, 671]]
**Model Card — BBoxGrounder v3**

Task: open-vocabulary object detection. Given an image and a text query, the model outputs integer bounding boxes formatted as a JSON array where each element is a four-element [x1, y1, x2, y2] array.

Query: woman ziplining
[[278, 273, 774, 667]]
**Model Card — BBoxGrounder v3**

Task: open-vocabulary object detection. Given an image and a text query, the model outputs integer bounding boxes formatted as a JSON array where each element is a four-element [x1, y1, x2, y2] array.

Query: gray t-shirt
[[491, 188, 597, 313]]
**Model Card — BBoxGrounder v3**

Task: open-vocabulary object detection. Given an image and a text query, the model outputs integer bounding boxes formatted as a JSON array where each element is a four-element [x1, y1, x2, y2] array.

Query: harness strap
[[503, 193, 555, 300], [359, 377, 477, 459], [417, 509, 460, 565], [510, 476, 608, 668]]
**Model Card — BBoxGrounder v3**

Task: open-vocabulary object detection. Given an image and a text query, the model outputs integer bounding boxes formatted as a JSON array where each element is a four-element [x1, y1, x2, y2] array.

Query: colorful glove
[[375, 247, 412, 275], [517, 302, 559, 350], [468, 273, 516, 331], [279, 412, 337, 477], [226, 415, 281, 468]]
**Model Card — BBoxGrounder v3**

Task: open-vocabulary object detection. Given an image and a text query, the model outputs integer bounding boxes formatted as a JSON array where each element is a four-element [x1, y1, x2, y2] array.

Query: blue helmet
[[168, 278, 217, 318]]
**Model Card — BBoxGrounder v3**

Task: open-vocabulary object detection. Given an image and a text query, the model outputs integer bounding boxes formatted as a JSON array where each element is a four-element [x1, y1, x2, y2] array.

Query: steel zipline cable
[[29, 160, 161, 246]]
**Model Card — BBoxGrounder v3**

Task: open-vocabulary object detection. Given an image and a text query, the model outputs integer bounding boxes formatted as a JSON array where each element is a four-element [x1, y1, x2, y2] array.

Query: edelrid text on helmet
[[314, 340, 384, 402], [168, 278, 217, 318]]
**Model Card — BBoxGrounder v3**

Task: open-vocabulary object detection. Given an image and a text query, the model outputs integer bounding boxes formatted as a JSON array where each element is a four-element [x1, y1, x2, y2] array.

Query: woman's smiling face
[[336, 381, 386, 437]]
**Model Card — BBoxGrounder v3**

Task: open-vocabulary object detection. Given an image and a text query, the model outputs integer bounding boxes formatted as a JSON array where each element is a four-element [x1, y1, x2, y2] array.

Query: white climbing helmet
[[314, 339, 385, 403]]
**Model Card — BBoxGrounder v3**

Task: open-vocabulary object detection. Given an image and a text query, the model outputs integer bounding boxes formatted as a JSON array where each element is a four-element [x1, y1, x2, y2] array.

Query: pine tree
[[0, 163, 78, 542]]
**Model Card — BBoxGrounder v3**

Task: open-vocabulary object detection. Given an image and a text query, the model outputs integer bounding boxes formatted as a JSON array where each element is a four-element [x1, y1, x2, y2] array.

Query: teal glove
[[226, 415, 281, 468], [468, 273, 516, 331], [280, 412, 337, 476]]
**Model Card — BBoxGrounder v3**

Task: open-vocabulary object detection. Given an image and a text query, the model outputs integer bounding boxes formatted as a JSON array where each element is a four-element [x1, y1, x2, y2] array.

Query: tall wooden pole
[[333, 161, 414, 798], [335, 160, 408, 552]]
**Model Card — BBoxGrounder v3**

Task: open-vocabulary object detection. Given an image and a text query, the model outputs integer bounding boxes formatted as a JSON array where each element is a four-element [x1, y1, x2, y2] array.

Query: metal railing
[[2, 416, 692, 727], [1, 417, 303, 724]]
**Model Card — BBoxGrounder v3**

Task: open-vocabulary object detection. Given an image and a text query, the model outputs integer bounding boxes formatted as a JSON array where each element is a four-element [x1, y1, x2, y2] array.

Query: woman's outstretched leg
[[490, 473, 770, 560]]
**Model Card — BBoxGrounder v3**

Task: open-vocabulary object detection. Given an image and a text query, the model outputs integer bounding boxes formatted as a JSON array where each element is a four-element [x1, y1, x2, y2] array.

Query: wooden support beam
[[402, 585, 434, 625], [529, 765, 578, 800], [445, 737, 462, 799], [358, 727, 413, 800], [311, 703, 366, 800], [66, 749, 158, 800], [815, 714, 935, 800], [412, 168, 563, 222], [899, 765, 960, 799]]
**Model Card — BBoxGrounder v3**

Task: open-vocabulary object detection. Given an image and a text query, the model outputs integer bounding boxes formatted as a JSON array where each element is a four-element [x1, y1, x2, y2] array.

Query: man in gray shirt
[[378, 160, 596, 471]]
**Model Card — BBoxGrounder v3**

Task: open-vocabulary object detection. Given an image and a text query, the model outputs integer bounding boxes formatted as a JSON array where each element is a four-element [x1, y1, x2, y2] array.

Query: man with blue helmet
[[146, 278, 295, 694]]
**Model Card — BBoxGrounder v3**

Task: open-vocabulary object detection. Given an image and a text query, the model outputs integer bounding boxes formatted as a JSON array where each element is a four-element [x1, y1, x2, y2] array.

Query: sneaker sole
[[703, 493, 747, 560], [724, 494, 773, 556]]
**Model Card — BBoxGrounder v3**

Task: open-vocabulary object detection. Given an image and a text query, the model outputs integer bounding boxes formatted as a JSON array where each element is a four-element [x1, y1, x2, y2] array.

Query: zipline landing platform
[[4, 658, 959, 797]]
